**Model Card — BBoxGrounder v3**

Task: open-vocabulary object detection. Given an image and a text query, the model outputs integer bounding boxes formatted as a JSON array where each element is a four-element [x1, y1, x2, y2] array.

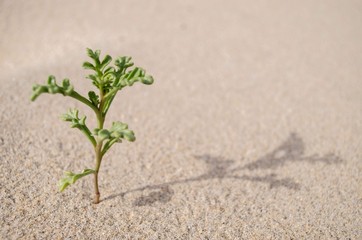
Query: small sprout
[[31, 48, 154, 204]]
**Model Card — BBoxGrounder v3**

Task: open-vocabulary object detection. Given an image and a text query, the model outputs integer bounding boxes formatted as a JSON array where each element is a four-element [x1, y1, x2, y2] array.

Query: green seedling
[[31, 48, 154, 204]]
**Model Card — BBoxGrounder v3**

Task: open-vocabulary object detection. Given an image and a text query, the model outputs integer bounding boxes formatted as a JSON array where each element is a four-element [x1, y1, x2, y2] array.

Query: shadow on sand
[[104, 133, 342, 206]]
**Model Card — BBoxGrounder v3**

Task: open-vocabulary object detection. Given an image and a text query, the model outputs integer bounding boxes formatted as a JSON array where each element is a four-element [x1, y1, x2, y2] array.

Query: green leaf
[[114, 56, 134, 74], [31, 84, 48, 101], [61, 109, 96, 146], [47, 75, 59, 93], [86, 75, 97, 81], [116, 67, 154, 87], [94, 122, 135, 155], [86, 48, 100, 63], [98, 122, 136, 156], [62, 79, 74, 95], [100, 55, 112, 70], [121, 129, 136, 142], [88, 91, 99, 106], [30, 75, 75, 101], [86, 74, 100, 87], [86, 48, 95, 58], [58, 169, 95, 192], [98, 129, 111, 141], [140, 75, 154, 85], [61, 109, 85, 128], [102, 72, 116, 92], [104, 66, 115, 74], [83, 61, 95, 70], [109, 121, 135, 142]]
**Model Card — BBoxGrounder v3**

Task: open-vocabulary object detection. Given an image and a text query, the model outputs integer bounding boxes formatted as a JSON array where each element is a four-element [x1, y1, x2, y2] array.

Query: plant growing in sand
[[31, 48, 154, 204]]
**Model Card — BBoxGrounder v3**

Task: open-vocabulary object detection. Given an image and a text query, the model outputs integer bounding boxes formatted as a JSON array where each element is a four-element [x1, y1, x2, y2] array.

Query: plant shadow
[[104, 132, 342, 206], [133, 185, 174, 207]]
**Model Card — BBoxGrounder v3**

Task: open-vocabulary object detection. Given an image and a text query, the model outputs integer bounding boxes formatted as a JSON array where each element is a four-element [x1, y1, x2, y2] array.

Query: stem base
[[93, 193, 100, 204]]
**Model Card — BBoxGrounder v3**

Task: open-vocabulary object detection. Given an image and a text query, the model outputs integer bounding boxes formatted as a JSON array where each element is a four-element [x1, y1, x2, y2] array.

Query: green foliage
[[31, 48, 154, 203], [93, 121, 136, 156], [88, 91, 99, 106], [83, 48, 154, 95], [82, 48, 154, 115], [61, 109, 96, 147], [58, 169, 96, 192], [61, 108, 87, 128], [94, 121, 135, 142], [31, 75, 74, 101]]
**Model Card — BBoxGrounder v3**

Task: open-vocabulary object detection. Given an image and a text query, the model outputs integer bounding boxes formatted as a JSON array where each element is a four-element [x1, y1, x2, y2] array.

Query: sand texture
[[0, 0, 361, 239]]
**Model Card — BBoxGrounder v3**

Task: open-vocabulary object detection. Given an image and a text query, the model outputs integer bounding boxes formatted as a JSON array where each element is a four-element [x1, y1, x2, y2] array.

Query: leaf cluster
[[83, 48, 153, 93], [83, 48, 154, 115], [93, 121, 135, 156]]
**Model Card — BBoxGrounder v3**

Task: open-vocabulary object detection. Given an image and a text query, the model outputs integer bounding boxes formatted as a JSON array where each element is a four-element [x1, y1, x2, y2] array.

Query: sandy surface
[[1, 0, 361, 239]]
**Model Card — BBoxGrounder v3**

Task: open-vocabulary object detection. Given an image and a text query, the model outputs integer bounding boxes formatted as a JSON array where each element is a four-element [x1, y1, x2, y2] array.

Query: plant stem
[[93, 141, 102, 204], [93, 88, 105, 204], [80, 126, 96, 147]]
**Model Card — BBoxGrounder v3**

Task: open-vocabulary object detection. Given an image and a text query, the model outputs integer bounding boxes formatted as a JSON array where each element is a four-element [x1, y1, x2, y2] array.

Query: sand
[[1, 0, 361, 239]]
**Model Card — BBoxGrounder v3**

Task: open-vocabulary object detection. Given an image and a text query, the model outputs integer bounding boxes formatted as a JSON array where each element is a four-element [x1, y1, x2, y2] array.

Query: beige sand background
[[1, 0, 361, 239]]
